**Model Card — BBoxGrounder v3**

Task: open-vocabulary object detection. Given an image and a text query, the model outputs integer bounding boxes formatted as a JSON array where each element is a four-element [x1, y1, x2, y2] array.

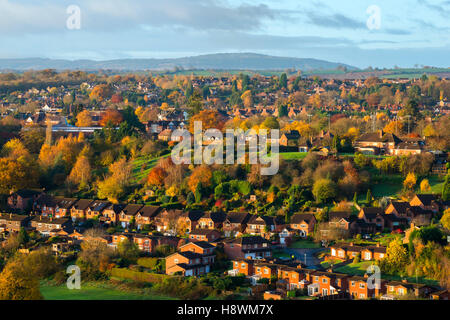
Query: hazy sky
[[1, 0, 449, 68]]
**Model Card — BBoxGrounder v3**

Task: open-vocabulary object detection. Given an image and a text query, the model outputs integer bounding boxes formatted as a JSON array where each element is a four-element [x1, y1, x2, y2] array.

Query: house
[[223, 212, 251, 237], [223, 236, 272, 260], [188, 229, 221, 242], [230, 259, 255, 276], [197, 211, 226, 230], [158, 129, 173, 141], [155, 209, 184, 233], [349, 219, 376, 236], [176, 210, 204, 234], [118, 204, 144, 228], [307, 271, 348, 297], [263, 291, 284, 300], [165, 241, 216, 276], [290, 213, 316, 238], [110, 233, 133, 248], [358, 207, 386, 231], [7, 189, 41, 212], [33, 194, 57, 217], [328, 211, 353, 231], [354, 130, 401, 155], [85, 200, 110, 220], [385, 201, 411, 217], [329, 243, 386, 261], [100, 203, 126, 225], [430, 290, 450, 300], [254, 263, 278, 280], [277, 266, 305, 290], [245, 215, 277, 237], [133, 234, 180, 254], [348, 275, 386, 299], [279, 130, 300, 147], [382, 280, 433, 299], [0, 213, 32, 232], [54, 198, 78, 218], [30, 216, 73, 236], [70, 199, 94, 221], [410, 194, 440, 213], [135, 205, 162, 230]]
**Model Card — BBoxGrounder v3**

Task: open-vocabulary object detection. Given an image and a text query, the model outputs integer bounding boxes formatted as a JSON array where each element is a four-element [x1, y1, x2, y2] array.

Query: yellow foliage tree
[[420, 179, 431, 193], [403, 172, 417, 190], [76, 110, 93, 127]]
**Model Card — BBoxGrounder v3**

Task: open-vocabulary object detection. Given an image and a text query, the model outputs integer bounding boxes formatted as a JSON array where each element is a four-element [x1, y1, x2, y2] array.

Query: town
[[0, 69, 449, 301]]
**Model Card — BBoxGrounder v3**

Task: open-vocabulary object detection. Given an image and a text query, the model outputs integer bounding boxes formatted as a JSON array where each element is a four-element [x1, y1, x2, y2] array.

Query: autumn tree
[[97, 158, 133, 203], [67, 155, 92, 190], [89, 84, 112, 102], [99, 109, 123, 126], [420, 179, 431, 193], [241, 90, 253, 108], [188, 110, 225, 133], [0, 260, 42, 300], [0, 157, 39, 194], [403, 172, 417, 190], [147, 166, 167, 186], [441, 209, 450, 230], [188, 165, 213, 193], [76, 110, 93, 127]]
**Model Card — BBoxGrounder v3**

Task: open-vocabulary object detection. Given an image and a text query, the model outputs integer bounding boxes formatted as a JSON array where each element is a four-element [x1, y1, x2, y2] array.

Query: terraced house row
[[229, 259, 449, 300]]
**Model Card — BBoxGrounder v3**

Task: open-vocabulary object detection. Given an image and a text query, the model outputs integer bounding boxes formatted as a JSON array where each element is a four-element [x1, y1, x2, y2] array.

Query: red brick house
[[223, 236, 272, 260], [70, 199, 94, 221], [166, 241, 216, 276], [290, 213, 316, 237], [0, 213, 32, 232], [223, 212, 251, 237], [188, 229, 221, 242], [197, 211, 227, 230]]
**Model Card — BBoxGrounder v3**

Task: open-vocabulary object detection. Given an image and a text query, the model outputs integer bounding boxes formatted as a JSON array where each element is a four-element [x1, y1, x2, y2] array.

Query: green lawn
[[40, 283, 175, 300], [334, 262, 439, 286], [288, 239, 321, 249], [273, 249, 291, 258], [280, 152, 308, 160]]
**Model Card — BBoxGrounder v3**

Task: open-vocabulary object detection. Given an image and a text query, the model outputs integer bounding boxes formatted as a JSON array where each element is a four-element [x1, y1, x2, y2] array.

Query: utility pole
[[405, 115, 411, 135]]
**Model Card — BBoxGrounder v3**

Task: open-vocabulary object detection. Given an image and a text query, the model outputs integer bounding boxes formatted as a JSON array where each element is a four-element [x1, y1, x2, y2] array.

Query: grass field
[[334, 262, 439, 286], [281, 152, 308, 160], [40, 283, 175, 300], [288, 239, 321, 249]]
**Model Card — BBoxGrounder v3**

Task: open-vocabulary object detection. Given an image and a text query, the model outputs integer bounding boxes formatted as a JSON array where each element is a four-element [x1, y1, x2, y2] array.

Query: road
[[283, 248, 326, 268]]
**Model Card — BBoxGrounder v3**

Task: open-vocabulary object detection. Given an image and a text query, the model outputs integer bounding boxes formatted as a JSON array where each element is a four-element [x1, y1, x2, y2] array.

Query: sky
[[0, 0, 449, 68]]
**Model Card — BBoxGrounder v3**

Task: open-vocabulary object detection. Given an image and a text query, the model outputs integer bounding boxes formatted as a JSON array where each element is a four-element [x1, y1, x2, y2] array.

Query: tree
[[366, 189, 373, 204], [188, 110, 225, 133], [76, 110, 93, 127], [17, 228, 29, 246], [403, 172, 417, 190], [67, 155, 92, 190], [442, 174, 450, 201], [147, 167, 167, 186], [441, 209, 450, 230], [188, 166, 213, 193], [312, 179, 337, 203], [89, 84, 112, 102], [420, 179, 431, 193], [279, 73, 287, 89], [99, 109, 123, 126], [241, 90, 253, 108], [261, 116, 280, 130], [0, 157, 39, 194], [97, 158, 132, 203], [117, 238, 140, 265], [381, 239, 409, 274], [0, 260, 42, 300]]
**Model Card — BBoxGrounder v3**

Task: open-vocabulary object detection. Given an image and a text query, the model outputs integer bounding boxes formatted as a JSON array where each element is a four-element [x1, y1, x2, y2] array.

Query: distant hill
[[0, 53, 358, 71]]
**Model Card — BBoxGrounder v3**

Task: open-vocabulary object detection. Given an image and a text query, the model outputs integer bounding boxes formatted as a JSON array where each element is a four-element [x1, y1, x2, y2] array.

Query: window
[[234, 262, 238, 267], [359, 293, 365, 299], [322, 278, 328, 284], [331, 249, 336, 256], [351, 281, 355, 287], [359, 283, 365, 289], [174, 259, 179, 264], [264, 269, 269, 274], [241, 263, 246, 268], [365, 252, 371, 260]]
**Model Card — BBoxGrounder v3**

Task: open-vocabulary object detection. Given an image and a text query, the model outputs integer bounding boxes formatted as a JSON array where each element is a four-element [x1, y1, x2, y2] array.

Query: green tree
[[279, 73, 288, 89], [17, 228, 29, 246], [366, 189, 373, 204], [312, 179, 337, 203]]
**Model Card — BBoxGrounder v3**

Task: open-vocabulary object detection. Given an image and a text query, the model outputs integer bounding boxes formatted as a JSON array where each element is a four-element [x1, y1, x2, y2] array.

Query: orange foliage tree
[[187, 165, 213, 192], [99, 109, 123, 126]]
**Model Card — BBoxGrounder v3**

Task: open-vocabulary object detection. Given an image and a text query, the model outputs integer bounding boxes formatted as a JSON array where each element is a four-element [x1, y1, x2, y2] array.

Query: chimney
[[376, 243, 380, 247], [402, 279, 408, 283], [379, 130, 384, 138], [9, 213, 12, 219], [364, 273, 369, 279], [349, 242, 354, 246], [40, 215, 42, 221]]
